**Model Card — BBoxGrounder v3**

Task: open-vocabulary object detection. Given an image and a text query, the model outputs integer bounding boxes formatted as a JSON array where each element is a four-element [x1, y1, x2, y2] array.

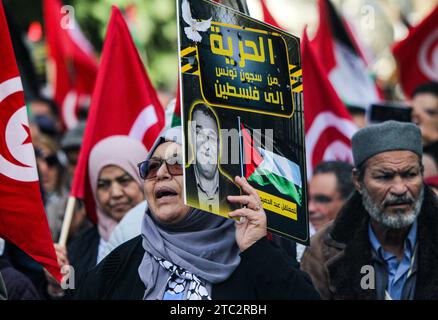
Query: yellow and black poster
[[177, 0, 309, 244]]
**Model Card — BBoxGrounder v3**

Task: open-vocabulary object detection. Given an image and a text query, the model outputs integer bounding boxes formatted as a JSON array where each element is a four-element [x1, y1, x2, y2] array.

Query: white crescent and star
[[306, 111, 358, 180], [418, 28, 438, 82], [62, 89, 79, 130], [128, 104, 158, 147], [0, 77, 38, 182]]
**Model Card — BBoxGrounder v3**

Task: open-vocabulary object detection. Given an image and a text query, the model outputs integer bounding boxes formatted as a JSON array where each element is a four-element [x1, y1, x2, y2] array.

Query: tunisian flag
[[43, 0, 98, 130], [0, 3, 60, 281], [303, 29, 358, 180], [71, 6, 165, 222], [311, 0, 380, 111], [392, 5, 438, 98]]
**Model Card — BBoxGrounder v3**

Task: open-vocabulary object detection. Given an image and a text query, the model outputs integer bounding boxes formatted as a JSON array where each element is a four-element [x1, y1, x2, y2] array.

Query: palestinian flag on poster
[[241, 123, 302, 206]]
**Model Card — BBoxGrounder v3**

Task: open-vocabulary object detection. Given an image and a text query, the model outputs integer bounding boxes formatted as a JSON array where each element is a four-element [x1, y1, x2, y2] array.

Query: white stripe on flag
[[0, 77, 22, 103], [305, 111, 357, 180], [129, 104, 158, 146], [257, 147, 302, 188], [68, 20, 96, 56], [329, 42, 379, 110], [62, 90, 79, 130]]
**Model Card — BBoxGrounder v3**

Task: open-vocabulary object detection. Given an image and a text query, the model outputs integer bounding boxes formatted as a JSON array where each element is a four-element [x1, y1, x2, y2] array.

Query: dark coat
[[0, 271, 6, 300], [67, 225, 100, 295], [76, 236, 320, 300], [3, 241, 48, 299], [301, 187, 438, 300], [0, 257, 40, 300]]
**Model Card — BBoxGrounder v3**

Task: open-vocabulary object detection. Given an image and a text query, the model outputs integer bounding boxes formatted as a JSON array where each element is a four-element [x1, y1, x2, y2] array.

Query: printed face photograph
[[191, 105, 219, 179]]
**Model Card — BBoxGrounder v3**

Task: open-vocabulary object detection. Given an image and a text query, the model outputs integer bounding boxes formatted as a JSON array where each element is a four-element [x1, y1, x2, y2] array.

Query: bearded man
[[301, 120, 438, 300]]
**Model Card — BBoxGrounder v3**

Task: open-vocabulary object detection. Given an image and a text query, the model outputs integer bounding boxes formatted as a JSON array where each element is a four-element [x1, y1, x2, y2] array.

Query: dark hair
[[412, 81, 438, 98], [313, 161, 354, 199], [347, 106, 366, 115], [355, 161, 367, 183], [192, 104, 218, 130], [30, 97, 59, 117]]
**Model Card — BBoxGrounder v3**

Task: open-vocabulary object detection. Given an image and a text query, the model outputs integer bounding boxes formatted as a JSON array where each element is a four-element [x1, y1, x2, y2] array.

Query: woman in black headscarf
[[77, 127, 319, 300]]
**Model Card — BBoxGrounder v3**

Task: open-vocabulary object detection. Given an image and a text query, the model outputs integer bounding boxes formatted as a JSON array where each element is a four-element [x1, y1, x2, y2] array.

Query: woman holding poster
[[76, 127, 319, 300]]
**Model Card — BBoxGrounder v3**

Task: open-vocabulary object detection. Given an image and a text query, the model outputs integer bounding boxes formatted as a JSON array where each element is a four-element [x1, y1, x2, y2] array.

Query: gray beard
[[361, 185, 424, 229]]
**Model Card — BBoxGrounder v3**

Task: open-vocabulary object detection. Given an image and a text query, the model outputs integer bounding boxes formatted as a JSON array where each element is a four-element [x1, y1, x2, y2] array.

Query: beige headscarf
[[88, 136, 147, 241]]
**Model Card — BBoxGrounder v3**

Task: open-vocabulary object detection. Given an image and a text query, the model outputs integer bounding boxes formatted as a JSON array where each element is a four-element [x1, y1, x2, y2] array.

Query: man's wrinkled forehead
[[364, 150, 421, 171]]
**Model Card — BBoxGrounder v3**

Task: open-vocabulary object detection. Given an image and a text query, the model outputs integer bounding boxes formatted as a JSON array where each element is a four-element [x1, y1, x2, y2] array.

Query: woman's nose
[[156, 161, 171, 180], [110, 183, 124, 197]]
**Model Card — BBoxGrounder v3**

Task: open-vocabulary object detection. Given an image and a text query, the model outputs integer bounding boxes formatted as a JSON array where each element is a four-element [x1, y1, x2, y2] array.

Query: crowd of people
[[0, 80, 438, 300], [0, 0, 437, 299]]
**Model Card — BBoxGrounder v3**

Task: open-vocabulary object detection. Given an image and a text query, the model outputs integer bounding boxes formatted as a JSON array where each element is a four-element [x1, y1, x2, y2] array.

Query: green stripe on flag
[[171, 114, 181, 127], [248, 168, 302, 206]]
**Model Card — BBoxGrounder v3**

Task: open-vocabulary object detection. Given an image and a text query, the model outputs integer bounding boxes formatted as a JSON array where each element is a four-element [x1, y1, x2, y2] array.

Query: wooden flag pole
[[58, 196, 76, 247]]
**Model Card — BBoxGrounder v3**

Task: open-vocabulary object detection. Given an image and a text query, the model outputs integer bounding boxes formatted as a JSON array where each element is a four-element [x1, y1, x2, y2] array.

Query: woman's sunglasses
[[35, 149, 60, 168], [137, 157, 183, 180]]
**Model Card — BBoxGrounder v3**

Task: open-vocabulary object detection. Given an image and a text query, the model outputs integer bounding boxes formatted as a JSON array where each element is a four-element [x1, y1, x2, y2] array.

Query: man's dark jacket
[[301, 186, 438, 299]]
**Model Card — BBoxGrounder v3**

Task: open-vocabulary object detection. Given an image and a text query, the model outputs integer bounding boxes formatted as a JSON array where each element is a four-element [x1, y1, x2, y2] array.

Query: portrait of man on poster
[[186, 103, 240, 215]]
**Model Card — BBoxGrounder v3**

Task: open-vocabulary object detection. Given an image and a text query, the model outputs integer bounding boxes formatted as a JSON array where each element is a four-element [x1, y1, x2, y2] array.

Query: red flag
[[392, 5, 438, 98], [311, 0, 380, 110], [241, 123, 263, 179], [302, 29, 358, 180], [260, 0, 283, 30], [0, 3, 60, 281], [43, 0, 98, 130], [71, 6, 165, 222]]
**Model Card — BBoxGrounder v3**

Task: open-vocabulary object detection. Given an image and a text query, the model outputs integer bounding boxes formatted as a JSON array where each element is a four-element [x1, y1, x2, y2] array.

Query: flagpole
[[237, 116, 244, 178], [58, 196, 76, 246]]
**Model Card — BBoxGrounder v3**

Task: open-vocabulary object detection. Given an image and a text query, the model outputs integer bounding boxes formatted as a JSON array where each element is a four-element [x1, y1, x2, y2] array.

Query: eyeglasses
[[137, 157, 183, 180], [36, 152, 60, 168], [45, 155, 60, 168]]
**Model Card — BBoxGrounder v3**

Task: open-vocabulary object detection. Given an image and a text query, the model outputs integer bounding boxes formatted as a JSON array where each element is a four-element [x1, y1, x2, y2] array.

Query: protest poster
[[177, 0, 308, 244]]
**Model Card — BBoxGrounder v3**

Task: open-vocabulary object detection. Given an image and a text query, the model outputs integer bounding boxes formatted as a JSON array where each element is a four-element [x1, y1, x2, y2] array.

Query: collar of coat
[[324, 185, 438, 299]]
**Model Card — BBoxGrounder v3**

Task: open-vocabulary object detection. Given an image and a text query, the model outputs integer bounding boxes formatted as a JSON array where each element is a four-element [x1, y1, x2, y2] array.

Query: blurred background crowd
[[0, 0, 437, 300]]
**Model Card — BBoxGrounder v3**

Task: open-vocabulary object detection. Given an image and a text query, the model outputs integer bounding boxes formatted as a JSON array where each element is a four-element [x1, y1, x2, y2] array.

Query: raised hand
[[227, 176, 267, 252]]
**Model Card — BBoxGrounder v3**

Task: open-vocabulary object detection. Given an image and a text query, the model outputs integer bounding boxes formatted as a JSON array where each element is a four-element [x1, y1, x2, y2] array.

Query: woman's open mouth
[[155, 186, 178, 201]]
